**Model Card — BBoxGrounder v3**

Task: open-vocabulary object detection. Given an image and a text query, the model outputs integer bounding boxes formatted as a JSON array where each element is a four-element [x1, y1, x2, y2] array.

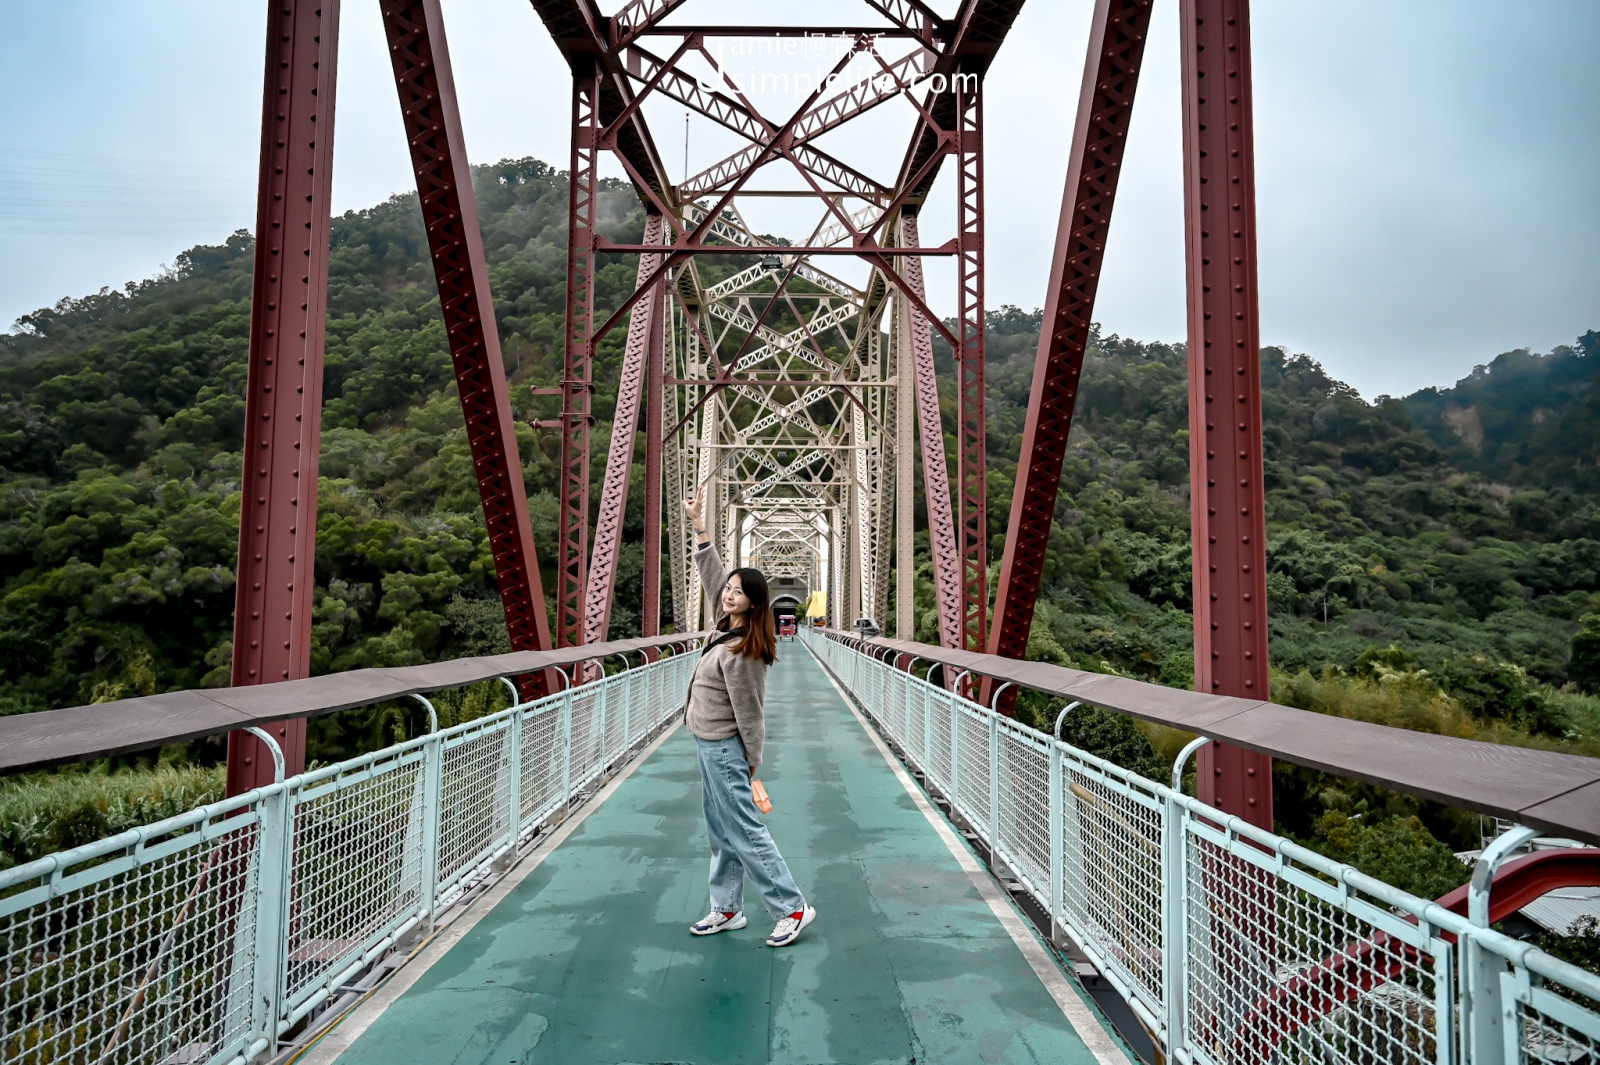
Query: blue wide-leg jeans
[[695, 735, 806, 919]]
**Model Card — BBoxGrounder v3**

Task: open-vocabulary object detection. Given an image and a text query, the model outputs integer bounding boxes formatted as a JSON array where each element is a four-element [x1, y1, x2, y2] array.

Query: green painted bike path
[[328, 645, 1116, 1065]]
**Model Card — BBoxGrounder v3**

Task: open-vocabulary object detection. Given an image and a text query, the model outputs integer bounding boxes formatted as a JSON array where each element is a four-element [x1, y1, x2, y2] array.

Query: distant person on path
[[681, 492, 816, 947]]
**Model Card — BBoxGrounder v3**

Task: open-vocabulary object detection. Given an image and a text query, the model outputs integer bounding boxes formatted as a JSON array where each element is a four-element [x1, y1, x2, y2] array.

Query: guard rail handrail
[[1, 642, 700, 1065], [810, 629, 1600, 1063], [848, 633, 1600, 847], [0, 631, 707, 774]]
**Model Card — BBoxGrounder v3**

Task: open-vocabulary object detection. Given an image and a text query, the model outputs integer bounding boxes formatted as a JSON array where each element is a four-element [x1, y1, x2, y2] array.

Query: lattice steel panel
[[926, 690, 955, 797], [602, 680, 626, 764], [1, 805, 262, 1065], [666, 658, 692, 729], [917, 687, 937, 773], [520, 704, 564, 829], [882, 670, 907, 734], [605, 672, 630, 749], [1183, 825, 1447, 1065], [288, 753, 424, 1004], [647, 664, 665, 738], [646, 666, 665, 743], [634, 668, 653, 743], [955, 705, 992, 831], [1514, 982, 1600, 1064], [900, 677, 920, 750], [436, 724, 513, 891], [568, 687, 603, 791], [1061, 759, 1164, 1012], [864, 660, 890, 731], [864, 658, 889, 723], [995, 723, 1051, 899]]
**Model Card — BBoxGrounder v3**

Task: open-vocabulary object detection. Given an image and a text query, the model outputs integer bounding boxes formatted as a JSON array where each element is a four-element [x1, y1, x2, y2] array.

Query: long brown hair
[[723, 566, 777, 665]]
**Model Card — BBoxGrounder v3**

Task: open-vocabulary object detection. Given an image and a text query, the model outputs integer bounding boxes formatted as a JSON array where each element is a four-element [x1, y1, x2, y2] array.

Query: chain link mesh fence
[[808, 631, 1600, 1065]]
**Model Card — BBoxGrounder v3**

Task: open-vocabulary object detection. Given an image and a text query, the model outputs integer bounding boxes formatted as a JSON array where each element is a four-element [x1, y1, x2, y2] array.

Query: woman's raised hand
[[684, 494, 704, 530]]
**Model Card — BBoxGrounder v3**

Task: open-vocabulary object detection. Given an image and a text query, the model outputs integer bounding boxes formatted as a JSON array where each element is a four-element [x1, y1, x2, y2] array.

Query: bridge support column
[[558, 66, 601, 647], [955, 77, 988, 655], [584, 212, 665, 656], [894, 286, 916, 641], [898, 216, 963, 653], [227, 0, 342, 794], [1180, 0, 1273, 829], [641, 253, 667, 639]]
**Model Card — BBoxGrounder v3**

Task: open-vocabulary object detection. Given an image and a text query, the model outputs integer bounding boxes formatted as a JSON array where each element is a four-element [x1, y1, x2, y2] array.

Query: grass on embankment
[[0, 764, 225, 873]]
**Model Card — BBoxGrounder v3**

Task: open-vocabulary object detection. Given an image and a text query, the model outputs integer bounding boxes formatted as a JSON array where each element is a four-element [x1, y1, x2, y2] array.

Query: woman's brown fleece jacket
[[684, 541, 770, 771]]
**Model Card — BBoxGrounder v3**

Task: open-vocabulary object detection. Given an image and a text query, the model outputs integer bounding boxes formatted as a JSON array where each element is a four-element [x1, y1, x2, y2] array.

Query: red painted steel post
[[955, 76, 988, 657], [987, 0, 1153, 699], [582, 212, 664, 656], [558, 68, 601, 647], [226, 0, 341, 795], [1180, 0, 1272, 829], [379, 0, 554, 675], [641, 252, 667, 640], [898, 214, 964, 652]]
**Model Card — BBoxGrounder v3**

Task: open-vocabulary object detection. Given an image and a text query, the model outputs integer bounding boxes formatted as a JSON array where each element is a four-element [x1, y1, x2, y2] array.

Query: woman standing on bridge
[[682, 493, 816, 947]]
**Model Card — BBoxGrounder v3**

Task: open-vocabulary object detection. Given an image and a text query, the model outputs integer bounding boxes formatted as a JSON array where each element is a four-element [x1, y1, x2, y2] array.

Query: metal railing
[[0, 652, 695, 1065], [809, 630, 1600, 1065]]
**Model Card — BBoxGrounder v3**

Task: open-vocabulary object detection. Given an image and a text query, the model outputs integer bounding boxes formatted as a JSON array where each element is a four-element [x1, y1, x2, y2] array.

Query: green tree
[[1572, 614, 1600, 695], [1303, 805, 1470, 902]]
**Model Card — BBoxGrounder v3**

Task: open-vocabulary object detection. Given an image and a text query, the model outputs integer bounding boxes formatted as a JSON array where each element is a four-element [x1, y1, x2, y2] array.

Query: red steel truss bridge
[[10, 2, 1600, 1064], [226, 0, 1275, 825]]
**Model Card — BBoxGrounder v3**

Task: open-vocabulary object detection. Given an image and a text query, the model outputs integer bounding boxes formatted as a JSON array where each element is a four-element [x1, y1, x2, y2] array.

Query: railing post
[[1048, 737, 1064, 946], [1160, 793, 1188, 1059], [922, 685, 933, 776], [595, 674, 609, 768], [560, 688, 575, 807], [632, 665, 644, 739], [503, 709, 523, 868], [1161, 738, 1208, 1059], [949, 690, 961, 812], [418, 733, 443, 928], [1465, 824, 1539, 1061], [988, 710, 1001, 875], [249, 784, 292, 1051], [621, 671, 632, 750]]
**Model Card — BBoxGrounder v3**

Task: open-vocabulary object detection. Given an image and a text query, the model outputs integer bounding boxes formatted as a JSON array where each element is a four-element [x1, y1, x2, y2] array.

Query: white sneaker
[[766, 905, 816, 947], [690, 910, 747, 936]]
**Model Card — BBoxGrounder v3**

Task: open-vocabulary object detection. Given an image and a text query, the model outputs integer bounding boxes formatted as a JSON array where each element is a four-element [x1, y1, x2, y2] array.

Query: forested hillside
[[969, 314, 1600, 710], [1405, 335, 1600, 493], [3, 157, 1599, 891], [0, 158, 647, 737]]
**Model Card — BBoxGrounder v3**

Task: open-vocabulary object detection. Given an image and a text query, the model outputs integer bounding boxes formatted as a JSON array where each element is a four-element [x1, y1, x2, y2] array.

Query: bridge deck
[[309, 646, 1124, 1065]]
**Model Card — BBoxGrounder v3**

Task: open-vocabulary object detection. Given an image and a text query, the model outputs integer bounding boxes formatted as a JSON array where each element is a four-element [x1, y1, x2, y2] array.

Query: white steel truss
[[657, 196, 906, 631]]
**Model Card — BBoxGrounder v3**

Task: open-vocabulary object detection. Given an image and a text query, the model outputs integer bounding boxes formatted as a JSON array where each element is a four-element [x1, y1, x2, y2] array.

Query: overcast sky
[[2, 0, 1596, 400]]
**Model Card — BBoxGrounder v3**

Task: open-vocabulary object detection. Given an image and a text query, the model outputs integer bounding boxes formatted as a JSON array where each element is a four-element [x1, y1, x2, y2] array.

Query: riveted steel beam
[[380, 0, 554, 689], [989, 0, 1153, 685], [557, 68, 602, 647], [584, 212, 665, 651], [899, 215, 963, 652], [1181, 0, 1272, 829], [227, 0, 341, 795], [642, 248, 667, 639], [954, 80, 987, 654]]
